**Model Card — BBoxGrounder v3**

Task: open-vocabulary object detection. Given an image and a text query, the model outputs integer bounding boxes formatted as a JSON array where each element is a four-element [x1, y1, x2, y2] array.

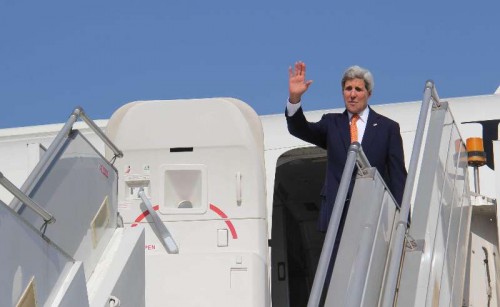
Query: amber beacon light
[[466, 137, 486, 193]]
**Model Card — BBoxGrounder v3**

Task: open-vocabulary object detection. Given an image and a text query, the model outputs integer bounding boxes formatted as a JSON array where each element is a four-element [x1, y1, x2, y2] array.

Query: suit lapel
[[340, 110, 350, 151], [362, 107, 379, 150]]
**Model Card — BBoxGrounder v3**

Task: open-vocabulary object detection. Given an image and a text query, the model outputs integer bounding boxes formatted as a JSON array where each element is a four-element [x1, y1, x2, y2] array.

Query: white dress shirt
[[286, 99, 370, 143]]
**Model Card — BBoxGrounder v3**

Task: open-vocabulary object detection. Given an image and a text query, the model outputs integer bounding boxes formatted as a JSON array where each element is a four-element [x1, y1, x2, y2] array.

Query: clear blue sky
[[1, 1, 499, 129]]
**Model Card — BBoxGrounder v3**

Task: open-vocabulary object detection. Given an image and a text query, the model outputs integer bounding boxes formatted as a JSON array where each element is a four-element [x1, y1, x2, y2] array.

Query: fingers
[[295, 62, 301, 76], [290, 61, 307, 77], [296, 61, 304, 76]]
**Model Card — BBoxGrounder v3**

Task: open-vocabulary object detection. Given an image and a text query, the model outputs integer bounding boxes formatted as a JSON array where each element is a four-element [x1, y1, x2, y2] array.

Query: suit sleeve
[[286, 106, 328, 149], [387, 122, 407, 207]]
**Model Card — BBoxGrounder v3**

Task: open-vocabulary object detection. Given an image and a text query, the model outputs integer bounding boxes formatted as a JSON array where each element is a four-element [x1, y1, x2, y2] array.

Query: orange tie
[[350, 114, 359, 143]]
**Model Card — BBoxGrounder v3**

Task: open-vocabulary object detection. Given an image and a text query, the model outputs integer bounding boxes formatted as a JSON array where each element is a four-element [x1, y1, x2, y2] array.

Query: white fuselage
[[0, 91, 499, 306]]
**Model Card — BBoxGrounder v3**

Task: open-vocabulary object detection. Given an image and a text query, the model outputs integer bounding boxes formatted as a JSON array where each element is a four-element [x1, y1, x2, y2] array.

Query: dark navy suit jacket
[[286, 106, 407, 231]]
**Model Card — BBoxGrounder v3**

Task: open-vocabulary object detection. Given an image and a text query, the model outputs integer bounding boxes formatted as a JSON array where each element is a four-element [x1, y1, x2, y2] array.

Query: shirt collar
[[348, 106, 369, 123]]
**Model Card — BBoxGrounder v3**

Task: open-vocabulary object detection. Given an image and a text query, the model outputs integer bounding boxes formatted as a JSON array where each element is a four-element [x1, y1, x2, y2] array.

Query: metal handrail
[[10, 106, 123, 211], [0, 172, 55, 223], [74, 107, 123, 159], [307, 142, 371, 307], [380, 80, 442, 307]]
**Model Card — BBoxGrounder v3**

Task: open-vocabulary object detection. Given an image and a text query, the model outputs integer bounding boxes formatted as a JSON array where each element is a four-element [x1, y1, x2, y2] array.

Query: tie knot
[[351, 114, 359, 124]]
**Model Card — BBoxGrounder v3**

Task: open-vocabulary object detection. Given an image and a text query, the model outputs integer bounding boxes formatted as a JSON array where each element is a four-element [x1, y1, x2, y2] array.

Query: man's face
[[343, 78, 370, 114]]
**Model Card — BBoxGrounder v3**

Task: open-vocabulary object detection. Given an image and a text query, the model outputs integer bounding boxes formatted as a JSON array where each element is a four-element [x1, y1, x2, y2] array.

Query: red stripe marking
[[131, 205, 160, 227], [210, 204, 238, 239], [131, 204, 238, 239], [209, 204, 227, 218], [224, 220, 238, 239]]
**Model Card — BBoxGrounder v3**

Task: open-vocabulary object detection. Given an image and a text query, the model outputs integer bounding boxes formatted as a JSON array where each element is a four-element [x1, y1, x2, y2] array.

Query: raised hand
[[289, 61, 313, 104]]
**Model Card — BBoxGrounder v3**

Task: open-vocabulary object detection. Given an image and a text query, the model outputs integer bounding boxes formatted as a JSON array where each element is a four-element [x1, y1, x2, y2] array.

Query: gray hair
[[341, 65, 374, 94]]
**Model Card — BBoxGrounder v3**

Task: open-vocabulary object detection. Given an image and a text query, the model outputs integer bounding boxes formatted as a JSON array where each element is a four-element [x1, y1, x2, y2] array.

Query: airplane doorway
[[271, 147, 327, 307]]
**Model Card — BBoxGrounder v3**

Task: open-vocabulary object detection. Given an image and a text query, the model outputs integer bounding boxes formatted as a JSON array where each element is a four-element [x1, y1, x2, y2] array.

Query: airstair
[[309, 81, 499, 306], [1, 82, 498, 307], [0, 108, 144, 307]]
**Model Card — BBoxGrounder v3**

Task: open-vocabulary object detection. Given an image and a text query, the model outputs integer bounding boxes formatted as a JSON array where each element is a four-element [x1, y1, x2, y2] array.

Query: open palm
[[289, 61, 313, 104]]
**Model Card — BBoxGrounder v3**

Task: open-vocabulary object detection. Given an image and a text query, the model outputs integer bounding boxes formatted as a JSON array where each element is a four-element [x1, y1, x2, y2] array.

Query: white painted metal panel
[[397, 103, 472, 307], [17, 131, 118, 280], [325, 171, 398, 306], [105, 98, 270, 306], [0, 121, 107, 204], [0, 199, 89, 307], [87, 227, 145, 307]]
